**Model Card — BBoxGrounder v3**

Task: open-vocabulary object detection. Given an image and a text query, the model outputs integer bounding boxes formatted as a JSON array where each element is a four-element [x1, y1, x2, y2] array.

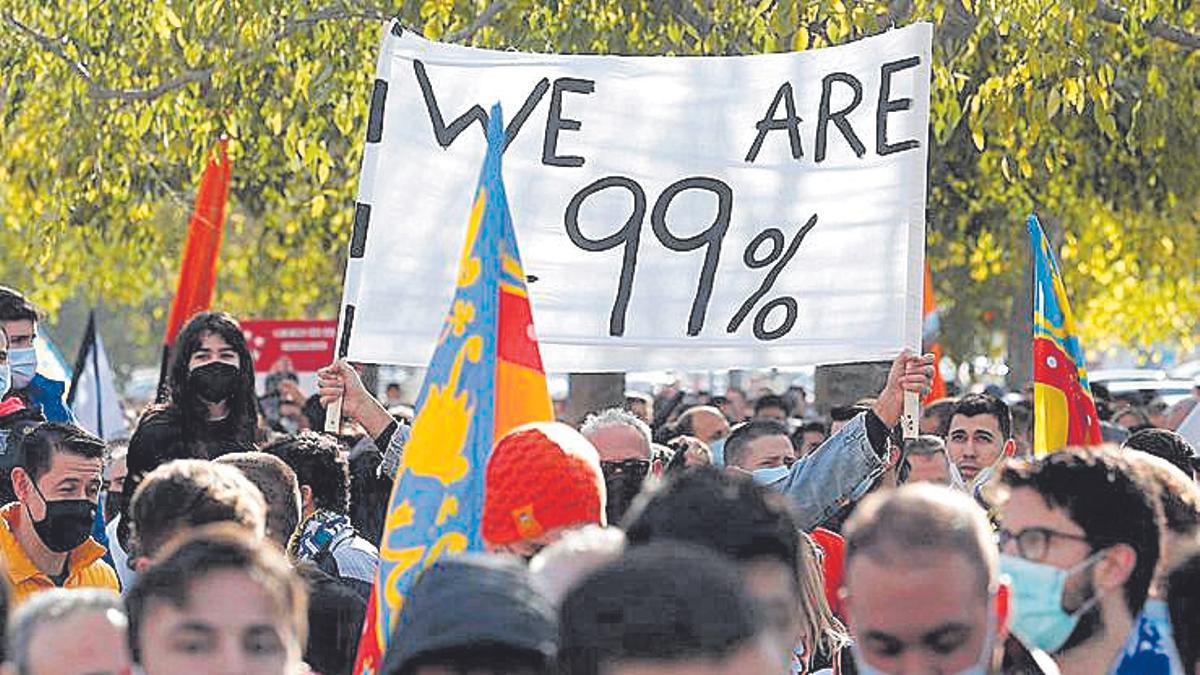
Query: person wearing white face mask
[[842, 483, 1060, 675], [988, 447, 1163, 675], [0, 288, 74, 424]]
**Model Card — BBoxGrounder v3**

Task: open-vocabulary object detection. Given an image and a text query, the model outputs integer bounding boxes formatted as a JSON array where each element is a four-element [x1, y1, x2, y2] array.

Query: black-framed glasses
[[600, 459, 650, 481], [996, 526, 1091, 561]]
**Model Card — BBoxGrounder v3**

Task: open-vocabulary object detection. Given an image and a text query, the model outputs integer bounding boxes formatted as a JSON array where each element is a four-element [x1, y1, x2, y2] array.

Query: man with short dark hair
[[723, 420, 794, 482], [945, 393, 1016, 488], [0, 288, 73, 423], [842, 483, 1056, 674], [262, 431, 379, 598], [754, 394, 790, 422], [128, 458, 266, 569], [215, 451, 302, 550], [1115, 452, 1198, 674], [992, 448, 1163, 675], [126, 525, 308, 675], [4, 588, 129, 675], [623, 468, 824, 672], [558, 541, 785, 675], [237, 439, 370, 675], [793, 420, 827, 458], [0, 423, 116, 605], [1125, 428, 1198, 481]]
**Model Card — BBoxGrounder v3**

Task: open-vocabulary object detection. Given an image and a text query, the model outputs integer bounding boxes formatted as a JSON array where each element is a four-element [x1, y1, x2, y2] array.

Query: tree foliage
[[1, 0, 1196, 373]]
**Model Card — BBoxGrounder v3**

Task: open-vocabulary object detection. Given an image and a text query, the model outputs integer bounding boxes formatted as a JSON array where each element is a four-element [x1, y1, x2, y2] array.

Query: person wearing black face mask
[[0, 422, 118, 605], [119, 312, 259, 550], [581, 408, 662, 527]]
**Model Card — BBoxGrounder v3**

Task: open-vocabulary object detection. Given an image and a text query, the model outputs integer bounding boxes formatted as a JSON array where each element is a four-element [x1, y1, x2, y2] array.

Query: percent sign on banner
[[564, 174, 820, 342], [334, 22, 931, 372]]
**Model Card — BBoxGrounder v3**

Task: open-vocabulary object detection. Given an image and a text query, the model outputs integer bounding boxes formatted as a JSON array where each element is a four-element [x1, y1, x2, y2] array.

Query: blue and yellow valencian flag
[[354, 104, 554, 674], [1029, 215, 1102, 456]]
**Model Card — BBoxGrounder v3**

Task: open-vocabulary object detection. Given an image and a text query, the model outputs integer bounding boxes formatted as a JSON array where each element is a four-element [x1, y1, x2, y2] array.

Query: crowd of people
[[0, 283, 1198, 675]]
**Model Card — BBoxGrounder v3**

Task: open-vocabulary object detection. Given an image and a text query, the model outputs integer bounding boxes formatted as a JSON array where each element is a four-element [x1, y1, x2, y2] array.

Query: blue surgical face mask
[[751, 464, 791, 489], [0, 364, 10, 399], [709, 437, 726, 467], [7, 347, 37, 390], [852, 596, 998, 675], [1000, 551, 1106, 654]]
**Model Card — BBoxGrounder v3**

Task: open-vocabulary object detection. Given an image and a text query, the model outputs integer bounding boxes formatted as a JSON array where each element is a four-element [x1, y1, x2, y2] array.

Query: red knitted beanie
[[483, 422, 607, 548]]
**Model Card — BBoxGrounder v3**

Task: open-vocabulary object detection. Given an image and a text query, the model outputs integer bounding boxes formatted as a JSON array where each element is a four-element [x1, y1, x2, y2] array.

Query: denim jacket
[[776, 412, 884, 531]]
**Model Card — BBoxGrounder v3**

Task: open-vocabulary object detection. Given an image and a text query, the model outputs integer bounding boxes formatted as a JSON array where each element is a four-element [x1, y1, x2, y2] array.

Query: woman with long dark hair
[[118, 312, 259, 547]]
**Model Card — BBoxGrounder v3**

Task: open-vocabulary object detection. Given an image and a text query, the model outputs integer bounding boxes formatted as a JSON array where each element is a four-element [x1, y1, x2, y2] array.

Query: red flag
[[164, 140, 231, 345], [922, 262, 947, 404]]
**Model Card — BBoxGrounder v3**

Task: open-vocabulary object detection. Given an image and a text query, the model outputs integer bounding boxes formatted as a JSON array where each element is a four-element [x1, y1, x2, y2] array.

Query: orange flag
[[165, 140, 231, 345], [156, 141, 231, 399]]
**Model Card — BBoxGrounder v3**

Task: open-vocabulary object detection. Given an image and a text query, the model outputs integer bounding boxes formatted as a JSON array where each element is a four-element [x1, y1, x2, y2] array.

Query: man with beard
[[581, 408, 658, 527], [989, 448, 1162, 675]]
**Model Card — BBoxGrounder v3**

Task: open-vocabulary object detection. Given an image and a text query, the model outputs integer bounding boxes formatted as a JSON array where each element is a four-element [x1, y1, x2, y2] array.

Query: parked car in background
[[1104, 379, 1195, 408]]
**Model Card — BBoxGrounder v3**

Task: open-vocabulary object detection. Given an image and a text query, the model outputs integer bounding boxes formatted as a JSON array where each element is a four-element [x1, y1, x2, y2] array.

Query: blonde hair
[[796, 530, 851, 657]]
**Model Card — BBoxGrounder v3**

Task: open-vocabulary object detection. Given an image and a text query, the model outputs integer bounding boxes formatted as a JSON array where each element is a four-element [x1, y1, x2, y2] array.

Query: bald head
[[844, 483, 996, 595], [677, 406, 731, 445]]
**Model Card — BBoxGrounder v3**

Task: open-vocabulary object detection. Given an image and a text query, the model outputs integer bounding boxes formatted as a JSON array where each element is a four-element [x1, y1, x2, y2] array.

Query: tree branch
[[1093, 1, 1200, 51], [3, 12, 96, 86], [2, 3, 392, 102], [444, 0, 508, 44]]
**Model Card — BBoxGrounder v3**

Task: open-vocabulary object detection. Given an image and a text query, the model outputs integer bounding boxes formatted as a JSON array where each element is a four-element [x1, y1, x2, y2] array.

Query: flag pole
[[93, 316, 103, 439], [67, 310, 96, 407]]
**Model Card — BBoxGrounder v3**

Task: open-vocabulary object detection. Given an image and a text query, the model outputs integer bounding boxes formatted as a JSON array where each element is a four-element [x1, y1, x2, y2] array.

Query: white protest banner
[[335, 22, 932, 371]]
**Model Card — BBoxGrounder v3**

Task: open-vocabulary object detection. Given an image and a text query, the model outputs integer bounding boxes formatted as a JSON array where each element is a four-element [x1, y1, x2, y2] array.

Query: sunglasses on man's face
[[600, 459, 650, 480]]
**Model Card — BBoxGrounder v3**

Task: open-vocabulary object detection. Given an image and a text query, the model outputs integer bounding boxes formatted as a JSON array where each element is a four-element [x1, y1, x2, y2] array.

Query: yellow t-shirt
[[0, 502, 119, 606]]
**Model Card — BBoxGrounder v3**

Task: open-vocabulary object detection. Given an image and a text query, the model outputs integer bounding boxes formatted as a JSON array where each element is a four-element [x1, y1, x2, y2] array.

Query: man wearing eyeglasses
[[988, 448, 1163, 675]]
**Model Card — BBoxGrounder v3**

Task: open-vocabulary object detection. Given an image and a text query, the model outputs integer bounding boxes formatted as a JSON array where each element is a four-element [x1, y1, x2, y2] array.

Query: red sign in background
[[241, 319, 337, 373]]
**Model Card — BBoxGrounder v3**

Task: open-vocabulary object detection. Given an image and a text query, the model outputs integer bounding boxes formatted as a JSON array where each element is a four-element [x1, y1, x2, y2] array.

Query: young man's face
[[16, 450, 103, 520], [945, 414, 1012, 483], [845, 551, 1003, 674], [0, 318, 36, 351], [735, 434, 795, 471], [138, 569, 301, 675]]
